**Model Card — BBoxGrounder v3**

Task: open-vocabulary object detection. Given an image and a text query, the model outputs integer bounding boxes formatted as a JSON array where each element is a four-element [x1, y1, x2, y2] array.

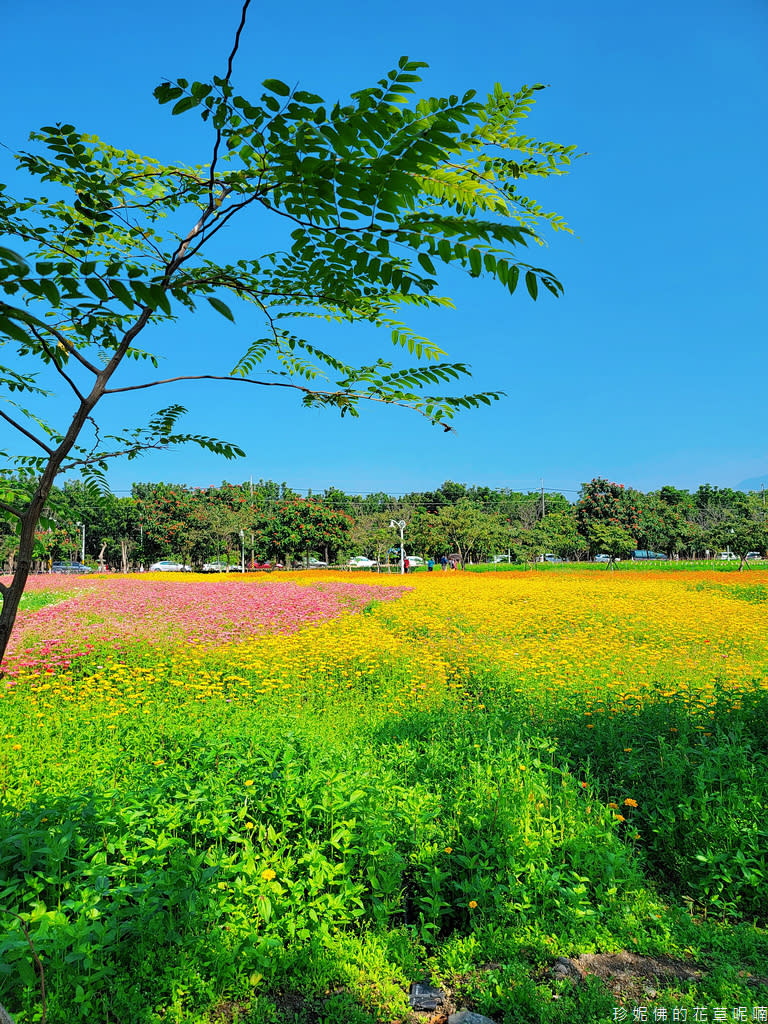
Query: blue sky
[[2, 0, 766, 498]]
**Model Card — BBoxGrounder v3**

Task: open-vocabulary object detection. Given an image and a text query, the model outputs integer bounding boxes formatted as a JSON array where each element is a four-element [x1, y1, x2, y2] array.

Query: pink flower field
[[1, 576, 406, 679]]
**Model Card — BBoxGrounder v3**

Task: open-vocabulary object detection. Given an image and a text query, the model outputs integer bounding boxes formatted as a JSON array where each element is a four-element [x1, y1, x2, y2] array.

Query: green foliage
[[574, 478, 640, 544], [0, 54, 577, 473]]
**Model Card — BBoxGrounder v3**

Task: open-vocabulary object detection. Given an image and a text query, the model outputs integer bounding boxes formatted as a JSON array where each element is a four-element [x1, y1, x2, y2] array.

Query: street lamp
[[389, 519, 406, 575], [76, 522, 85, 563], [239, 530, 245, 574]]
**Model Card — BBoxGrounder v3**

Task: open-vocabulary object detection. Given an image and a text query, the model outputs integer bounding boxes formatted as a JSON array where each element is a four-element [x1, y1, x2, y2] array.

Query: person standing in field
[[427, 558, 434, 571], [404, 557, 410, 574], [440, 554, 448, 571]]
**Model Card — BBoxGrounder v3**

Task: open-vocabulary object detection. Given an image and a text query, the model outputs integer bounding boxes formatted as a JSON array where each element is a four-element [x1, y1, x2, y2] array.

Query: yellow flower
[[260, 868, 276, 881], [624, 798, 638, 808], [607, 802, 618, 809], [245, 821, 254, 830], [444, 846, 453, 854], [245, 779, 254, 787], [468, 900, 478, 909]]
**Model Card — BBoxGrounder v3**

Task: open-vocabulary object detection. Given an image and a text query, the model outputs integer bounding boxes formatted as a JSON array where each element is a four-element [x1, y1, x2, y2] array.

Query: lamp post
[[239, 530, 245, 573], [76, 522, 85, 563], [389, 520, 406, 575]]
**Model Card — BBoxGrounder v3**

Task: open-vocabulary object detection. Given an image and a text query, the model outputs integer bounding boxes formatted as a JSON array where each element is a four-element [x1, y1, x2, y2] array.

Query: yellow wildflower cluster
[[3, 568, 767, 736]]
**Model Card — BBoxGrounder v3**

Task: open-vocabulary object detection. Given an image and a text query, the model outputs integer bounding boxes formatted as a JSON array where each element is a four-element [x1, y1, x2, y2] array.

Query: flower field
[[1, 569, 767, 1023]]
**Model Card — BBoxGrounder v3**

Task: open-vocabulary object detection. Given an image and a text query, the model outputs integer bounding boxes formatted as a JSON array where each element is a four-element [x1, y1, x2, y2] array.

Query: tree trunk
[[0, 482, 54, 667]]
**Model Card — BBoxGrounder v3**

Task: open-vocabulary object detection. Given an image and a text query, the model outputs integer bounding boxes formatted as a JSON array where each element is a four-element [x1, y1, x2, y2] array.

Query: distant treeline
[[3, 476, 766, 570]]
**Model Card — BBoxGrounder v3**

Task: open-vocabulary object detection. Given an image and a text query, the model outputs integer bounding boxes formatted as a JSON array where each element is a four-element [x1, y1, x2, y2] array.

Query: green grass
[[1, 591, 70, 613]]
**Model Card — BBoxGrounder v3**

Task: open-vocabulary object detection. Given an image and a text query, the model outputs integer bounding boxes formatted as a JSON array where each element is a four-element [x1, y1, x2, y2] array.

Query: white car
[[203, 560, 234, 572], [149, 560, 192, 572], [717, 552, 739, 561], [405, 555, 425, 567], [347, 556, 377, 568]]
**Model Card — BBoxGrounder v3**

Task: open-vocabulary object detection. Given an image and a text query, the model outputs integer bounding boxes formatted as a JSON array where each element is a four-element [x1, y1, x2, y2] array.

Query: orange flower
[[624, 798, 638, 808], [468, 900, 478, 909]]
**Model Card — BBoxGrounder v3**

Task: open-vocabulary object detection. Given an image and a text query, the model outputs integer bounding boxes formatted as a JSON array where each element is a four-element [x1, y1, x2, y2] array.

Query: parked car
[[149, 560, 192, 572], [717, 552, 739, 561], [593, 554, 612, 563], [249, 561, 283, 570], [405, 556, 425, 567], [489, 554, 512, 563], [746, 551, 764, 561], [203, 560, 234, 572], [537, 553, 563, 563], [51, 561, 93, 574], [633, 550, 668, 560], [347, 556, 377, 568]]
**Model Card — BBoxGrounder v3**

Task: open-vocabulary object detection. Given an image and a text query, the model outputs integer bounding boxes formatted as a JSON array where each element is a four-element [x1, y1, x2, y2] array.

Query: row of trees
[[6, 476, 766, 572]]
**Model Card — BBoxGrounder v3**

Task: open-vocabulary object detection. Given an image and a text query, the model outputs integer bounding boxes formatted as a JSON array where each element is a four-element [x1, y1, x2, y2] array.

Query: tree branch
[[100, 373, 455, 427], [0, 501, 23, 520], [208, 0, 252, 208], [0, 302, 102, 375], [0, 410, 53, 453], [29, 326, 86, 401]]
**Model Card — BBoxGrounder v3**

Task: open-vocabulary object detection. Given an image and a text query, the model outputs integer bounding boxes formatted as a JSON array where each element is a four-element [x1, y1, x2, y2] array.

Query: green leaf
[[171, 95, 198, 116], [85, 277, 109, 301], [417, 252, 436, 276], [208, 296, 235, 322], [262, 79, 291, 97], [40, 279, 61, 306], [0, 247, 29, 272], [507, 266, 520, 295], [294, 90, 323, 104], [108, 279, 135, 309], [525, 270, 538, 300], [0, 317, 31, 344]]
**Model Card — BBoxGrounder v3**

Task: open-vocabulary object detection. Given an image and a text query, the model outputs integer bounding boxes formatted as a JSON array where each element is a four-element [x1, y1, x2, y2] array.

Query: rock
[[448, 1012, 499, 1024], [409, 981, 445, 1011], [552, 956, 585, 983]]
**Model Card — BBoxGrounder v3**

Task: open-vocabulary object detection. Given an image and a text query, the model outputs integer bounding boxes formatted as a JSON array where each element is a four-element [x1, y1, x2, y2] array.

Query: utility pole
[[540, 478, 545, 519], [389, 520, 406, 574]]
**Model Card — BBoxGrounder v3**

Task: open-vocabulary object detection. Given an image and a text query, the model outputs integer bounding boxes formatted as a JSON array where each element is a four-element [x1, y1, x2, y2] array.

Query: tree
[[575, 478, 640, 546], [586, 522, 636, 567], [425, 499, 505, 567], [0, 2, 577, 664], [722, 501, 768, 571], [252, 498, 351, 566], [533, 509, 588, 561]]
